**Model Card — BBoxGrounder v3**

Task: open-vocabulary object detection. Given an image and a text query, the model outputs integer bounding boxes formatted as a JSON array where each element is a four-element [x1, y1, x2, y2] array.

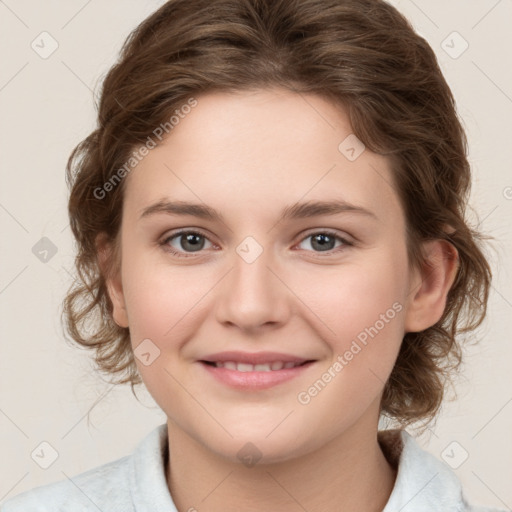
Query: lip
[[198, 352, 317, 390]]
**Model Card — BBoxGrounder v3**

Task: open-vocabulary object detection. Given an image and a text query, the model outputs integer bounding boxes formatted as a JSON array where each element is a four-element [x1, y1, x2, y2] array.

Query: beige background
[[0, 0, 511, 508]]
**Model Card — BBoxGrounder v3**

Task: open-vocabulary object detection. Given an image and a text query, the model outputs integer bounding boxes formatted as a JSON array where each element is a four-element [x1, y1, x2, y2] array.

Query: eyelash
[[159, 229, 354, 259]]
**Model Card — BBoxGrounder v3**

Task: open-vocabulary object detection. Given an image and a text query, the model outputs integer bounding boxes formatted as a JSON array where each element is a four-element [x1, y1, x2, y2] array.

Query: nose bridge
[[215, 237, 289, 328]]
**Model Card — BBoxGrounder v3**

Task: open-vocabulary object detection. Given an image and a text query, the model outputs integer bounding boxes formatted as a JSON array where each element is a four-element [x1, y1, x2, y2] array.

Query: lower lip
[[199, 361, 315, 390]]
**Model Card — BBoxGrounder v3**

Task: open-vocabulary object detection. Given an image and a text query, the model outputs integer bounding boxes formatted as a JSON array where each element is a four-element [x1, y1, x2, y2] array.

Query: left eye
[[297, 232, 351, 253], [160, 230, 351, 257]]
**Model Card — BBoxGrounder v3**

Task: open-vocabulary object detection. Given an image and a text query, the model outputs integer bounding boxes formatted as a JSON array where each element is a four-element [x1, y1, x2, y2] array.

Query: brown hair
[[63, 0, 492, 427]]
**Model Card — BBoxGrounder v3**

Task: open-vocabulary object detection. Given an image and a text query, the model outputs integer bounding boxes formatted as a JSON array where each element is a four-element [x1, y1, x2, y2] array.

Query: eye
[[160, 230, 214, 257], [296, 231, 353, 254]]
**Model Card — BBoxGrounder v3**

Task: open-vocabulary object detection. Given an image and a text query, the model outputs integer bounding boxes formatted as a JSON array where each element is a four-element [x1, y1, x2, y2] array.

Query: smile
[[199, 360, 316, 390], [204, 360, 307, 371]]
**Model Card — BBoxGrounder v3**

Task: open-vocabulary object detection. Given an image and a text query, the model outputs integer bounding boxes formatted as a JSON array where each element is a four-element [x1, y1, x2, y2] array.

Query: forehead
[[123, 89, 404, 228]]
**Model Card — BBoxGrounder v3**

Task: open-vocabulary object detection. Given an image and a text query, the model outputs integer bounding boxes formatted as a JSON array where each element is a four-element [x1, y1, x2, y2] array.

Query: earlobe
[[96, 233, 129, 329], [404, 239, 459, 333], [106, 272, 129, 329]]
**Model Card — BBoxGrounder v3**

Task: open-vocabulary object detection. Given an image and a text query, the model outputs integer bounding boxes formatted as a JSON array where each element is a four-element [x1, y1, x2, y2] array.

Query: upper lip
[[200, 351, 314, 365]]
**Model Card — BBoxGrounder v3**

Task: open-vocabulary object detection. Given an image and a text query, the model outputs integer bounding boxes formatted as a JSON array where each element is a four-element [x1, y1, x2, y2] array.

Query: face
[[106, 88, 429, 464]]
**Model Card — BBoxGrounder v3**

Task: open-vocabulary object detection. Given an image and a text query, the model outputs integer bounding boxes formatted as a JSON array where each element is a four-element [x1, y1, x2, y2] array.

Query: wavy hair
[[62, 0, 492, 427]]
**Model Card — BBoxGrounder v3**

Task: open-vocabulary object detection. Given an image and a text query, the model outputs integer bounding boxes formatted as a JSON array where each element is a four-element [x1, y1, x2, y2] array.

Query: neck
[[165, 413, 397, 512]]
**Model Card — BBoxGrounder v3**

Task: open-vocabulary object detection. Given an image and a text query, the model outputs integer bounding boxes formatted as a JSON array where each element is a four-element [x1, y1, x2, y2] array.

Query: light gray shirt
[[1, 423, 505, 511]]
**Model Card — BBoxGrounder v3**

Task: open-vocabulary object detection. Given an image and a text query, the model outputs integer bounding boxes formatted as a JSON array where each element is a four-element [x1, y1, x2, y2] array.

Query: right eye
[[160, 229, 215, 257]]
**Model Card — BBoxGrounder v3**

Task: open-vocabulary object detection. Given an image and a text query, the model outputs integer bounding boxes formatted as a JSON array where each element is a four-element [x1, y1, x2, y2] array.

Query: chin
[[204, 422, 318, 466]]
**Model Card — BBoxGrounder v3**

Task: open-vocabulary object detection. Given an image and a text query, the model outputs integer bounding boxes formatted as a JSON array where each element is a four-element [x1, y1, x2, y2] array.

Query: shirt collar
[[128, 424, 468, 512], [380, 429, 468, 512], [129, 423, 176, 512]]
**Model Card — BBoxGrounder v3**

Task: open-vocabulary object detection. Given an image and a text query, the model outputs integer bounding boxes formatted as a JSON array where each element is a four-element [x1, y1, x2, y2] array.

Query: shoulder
[[379, 429, 507, 512], [1, 423, 171, 512], [1, 454, 133, 512]]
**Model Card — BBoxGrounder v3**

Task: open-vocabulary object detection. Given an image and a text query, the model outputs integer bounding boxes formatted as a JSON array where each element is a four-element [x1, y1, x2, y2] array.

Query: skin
[[101, 88, 458, 512]]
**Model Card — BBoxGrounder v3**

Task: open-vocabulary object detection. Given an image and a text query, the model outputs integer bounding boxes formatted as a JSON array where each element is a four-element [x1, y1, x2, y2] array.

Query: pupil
[[312, 233, 334, 252], [182, 233, 204, 252]]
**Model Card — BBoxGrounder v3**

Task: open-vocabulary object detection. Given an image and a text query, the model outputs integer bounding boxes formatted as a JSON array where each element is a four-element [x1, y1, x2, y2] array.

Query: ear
[[404, 239, 459, 333], [96, 233, 129, 328]]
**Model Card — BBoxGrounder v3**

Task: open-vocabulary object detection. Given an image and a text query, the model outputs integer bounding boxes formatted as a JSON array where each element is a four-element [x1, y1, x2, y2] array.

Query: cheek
[[311, 251, 408, 380], [120, 241, 194, 329], [311, 255, 406, 337]]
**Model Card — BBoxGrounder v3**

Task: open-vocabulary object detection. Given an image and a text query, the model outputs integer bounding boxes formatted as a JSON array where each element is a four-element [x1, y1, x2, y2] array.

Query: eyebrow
[[139, 199, 377, 222]]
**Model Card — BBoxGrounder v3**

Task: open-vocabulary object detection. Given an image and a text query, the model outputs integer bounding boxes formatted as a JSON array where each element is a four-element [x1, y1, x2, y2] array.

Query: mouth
[[197, 355, 317, 390], [200, 360, 314, 371]]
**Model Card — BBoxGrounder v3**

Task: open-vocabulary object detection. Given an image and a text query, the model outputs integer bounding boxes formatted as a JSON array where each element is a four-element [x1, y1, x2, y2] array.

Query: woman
[[2, 0, 503, 510]]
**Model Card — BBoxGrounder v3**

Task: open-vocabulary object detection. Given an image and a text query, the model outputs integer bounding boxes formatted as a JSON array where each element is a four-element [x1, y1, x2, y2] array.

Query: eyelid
[[297, 228, 354, 245]]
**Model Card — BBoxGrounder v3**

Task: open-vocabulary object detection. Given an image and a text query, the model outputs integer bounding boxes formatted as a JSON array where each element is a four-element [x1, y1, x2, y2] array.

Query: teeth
[[254, 364, 271, 371], [213, 361, 304, 371], [237, 363, 254, 372]]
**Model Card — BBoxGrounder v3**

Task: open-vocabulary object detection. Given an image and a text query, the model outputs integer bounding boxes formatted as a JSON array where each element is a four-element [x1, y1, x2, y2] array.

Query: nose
[[214, 244, 291, 333]]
